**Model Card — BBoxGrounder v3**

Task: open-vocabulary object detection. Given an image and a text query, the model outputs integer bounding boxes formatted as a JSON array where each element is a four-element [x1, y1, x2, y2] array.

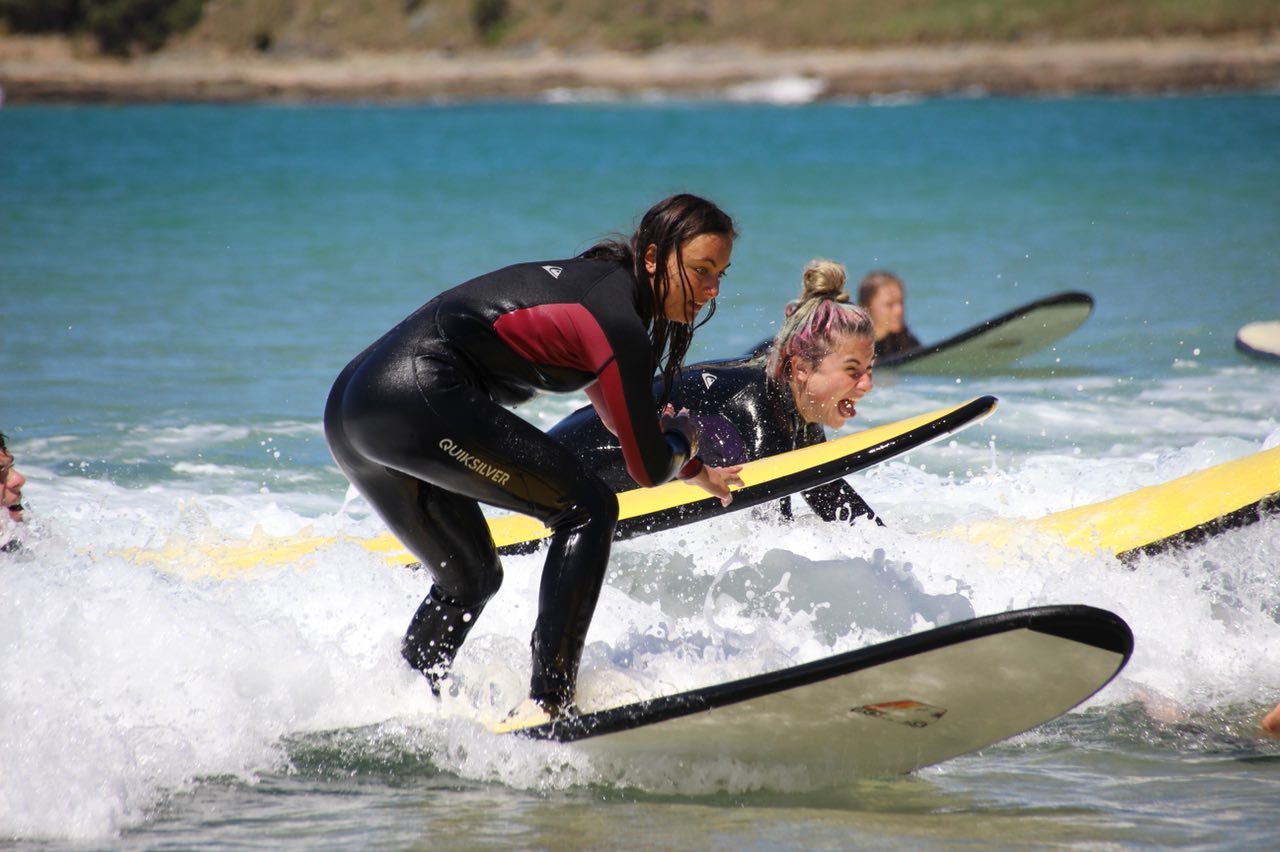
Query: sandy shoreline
[[3, 33, 1280, 103]]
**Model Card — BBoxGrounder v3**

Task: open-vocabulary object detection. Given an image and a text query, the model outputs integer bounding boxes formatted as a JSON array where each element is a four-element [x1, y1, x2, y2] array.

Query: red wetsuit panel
[[494, 303, 657, 487]]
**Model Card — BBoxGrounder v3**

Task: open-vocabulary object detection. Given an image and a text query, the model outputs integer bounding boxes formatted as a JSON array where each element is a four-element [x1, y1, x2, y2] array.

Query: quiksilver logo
[[439, 438, 511, 486], [701, 372, 717, 389], [542, 265, 563, 279]]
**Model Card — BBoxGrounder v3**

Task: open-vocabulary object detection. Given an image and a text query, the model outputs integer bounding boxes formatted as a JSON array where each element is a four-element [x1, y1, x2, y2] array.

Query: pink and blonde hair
[[767, 259, 874, 381]]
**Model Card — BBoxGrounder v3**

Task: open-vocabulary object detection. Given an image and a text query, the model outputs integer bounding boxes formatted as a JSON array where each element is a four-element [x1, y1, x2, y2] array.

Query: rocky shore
[[3, 32, 1279, 103]]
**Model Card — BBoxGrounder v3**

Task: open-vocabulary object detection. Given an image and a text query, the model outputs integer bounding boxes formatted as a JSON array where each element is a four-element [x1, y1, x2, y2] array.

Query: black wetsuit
[[324, 257, 692, 709], [875, 329, 922, 358], [548, 356, 879, 525]]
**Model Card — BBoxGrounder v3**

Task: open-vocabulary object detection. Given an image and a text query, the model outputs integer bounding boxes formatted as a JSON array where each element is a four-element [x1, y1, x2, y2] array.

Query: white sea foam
[[540, 87, 625, 104], [3, 363, 1279, 838], [725, 75, 826, 105]]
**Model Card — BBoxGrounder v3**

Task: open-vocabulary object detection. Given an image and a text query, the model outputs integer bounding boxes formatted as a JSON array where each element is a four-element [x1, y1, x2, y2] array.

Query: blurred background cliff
[[4, 0, 1280, 57], [2, 1, 1279, 101]]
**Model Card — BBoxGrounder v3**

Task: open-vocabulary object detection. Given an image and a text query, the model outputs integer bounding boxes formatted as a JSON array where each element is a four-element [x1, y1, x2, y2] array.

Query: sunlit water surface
[[2, 94, 1278, 847]]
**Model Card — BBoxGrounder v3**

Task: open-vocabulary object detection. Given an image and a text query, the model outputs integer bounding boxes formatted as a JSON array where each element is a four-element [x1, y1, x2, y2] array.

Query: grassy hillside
[[180, 0, 1280, 56], [3, 1, 1278, 101]]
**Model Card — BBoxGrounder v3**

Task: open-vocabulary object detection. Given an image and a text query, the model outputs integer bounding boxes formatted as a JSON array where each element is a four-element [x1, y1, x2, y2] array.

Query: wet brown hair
[[584, 194, 737, 406], [857, 270, 905, 308]]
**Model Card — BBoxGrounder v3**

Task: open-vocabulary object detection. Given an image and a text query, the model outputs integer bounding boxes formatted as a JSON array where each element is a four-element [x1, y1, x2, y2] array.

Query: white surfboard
[[885, 291, 1094, 374], [739, 291, 1093, 374], [1235, 320, 1280, 362], [501, 605, 1132, 778]]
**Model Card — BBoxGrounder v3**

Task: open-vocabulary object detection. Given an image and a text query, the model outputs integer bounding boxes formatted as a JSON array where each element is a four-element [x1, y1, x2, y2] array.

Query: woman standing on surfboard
[[324, 194, 743, 722], [549, 258, 880, 526], [859, 270, 921, 358]]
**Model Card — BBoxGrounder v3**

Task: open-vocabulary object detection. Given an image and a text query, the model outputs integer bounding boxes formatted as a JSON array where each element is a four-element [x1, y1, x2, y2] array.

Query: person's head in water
[[858, 270, 909, 342], [769, 259, 876, 430], [584, 193, 736, 403], [0, 432, 26, 525]]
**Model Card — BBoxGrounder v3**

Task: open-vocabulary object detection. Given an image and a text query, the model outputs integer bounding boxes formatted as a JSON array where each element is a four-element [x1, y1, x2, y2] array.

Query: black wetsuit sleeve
[[801, 479, 883, 525], [579, 275, 686, 487], [546, 403, 637, 492], [793, 422, 882, 525]]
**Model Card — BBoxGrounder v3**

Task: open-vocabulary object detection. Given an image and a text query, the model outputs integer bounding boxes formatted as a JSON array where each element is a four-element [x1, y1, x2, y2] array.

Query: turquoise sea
[[2, 90, 1279, 848]]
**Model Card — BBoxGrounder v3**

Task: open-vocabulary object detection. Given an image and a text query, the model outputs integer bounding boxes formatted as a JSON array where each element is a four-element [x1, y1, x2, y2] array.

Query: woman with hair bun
[[550, 258, 881, 527]]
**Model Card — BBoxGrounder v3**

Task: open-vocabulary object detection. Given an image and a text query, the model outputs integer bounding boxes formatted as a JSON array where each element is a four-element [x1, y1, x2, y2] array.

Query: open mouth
[[836, 399, 857, 418]]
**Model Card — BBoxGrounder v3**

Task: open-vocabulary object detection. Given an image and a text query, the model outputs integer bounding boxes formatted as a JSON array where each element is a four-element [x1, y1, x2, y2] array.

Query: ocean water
[[2, 91, 1279, 848]]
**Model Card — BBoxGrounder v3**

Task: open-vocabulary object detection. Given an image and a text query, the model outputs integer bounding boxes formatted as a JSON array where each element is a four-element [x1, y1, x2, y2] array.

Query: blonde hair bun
[[766, 258, 873, 381], [801, 258, 850, 303]]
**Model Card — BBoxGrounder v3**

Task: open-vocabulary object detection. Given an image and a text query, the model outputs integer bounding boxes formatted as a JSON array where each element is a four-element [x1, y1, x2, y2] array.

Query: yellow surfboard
[[485, 394, 998, 556], [960, 444, 1280, 561], [124, 396, 998, 576]]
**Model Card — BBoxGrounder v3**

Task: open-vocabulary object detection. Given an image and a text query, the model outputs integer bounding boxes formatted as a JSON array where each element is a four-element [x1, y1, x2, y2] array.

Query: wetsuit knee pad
[[444, 564, 503, 608]]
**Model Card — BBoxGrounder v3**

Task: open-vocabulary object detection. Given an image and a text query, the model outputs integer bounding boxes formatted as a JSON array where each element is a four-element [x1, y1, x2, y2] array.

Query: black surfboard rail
[[1118, 489, 1280, 565], [1235, 321, 1280, 363], [497, 394, 998, 555], [515, 604, 1133, 743]]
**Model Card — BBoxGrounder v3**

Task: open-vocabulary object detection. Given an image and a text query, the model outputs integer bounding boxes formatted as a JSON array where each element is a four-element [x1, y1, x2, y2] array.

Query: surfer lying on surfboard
[[550, 258, 882, 526], [323, 195, 744, 724]]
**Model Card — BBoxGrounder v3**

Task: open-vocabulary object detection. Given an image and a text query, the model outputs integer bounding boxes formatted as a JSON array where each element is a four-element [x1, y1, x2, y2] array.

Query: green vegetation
[[647, 0, 1280, 48], [472, 0, 509, 45], [0, 0, 203, 55], [815, 0, 1280, 44], [3, 0, 1278, 56]]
